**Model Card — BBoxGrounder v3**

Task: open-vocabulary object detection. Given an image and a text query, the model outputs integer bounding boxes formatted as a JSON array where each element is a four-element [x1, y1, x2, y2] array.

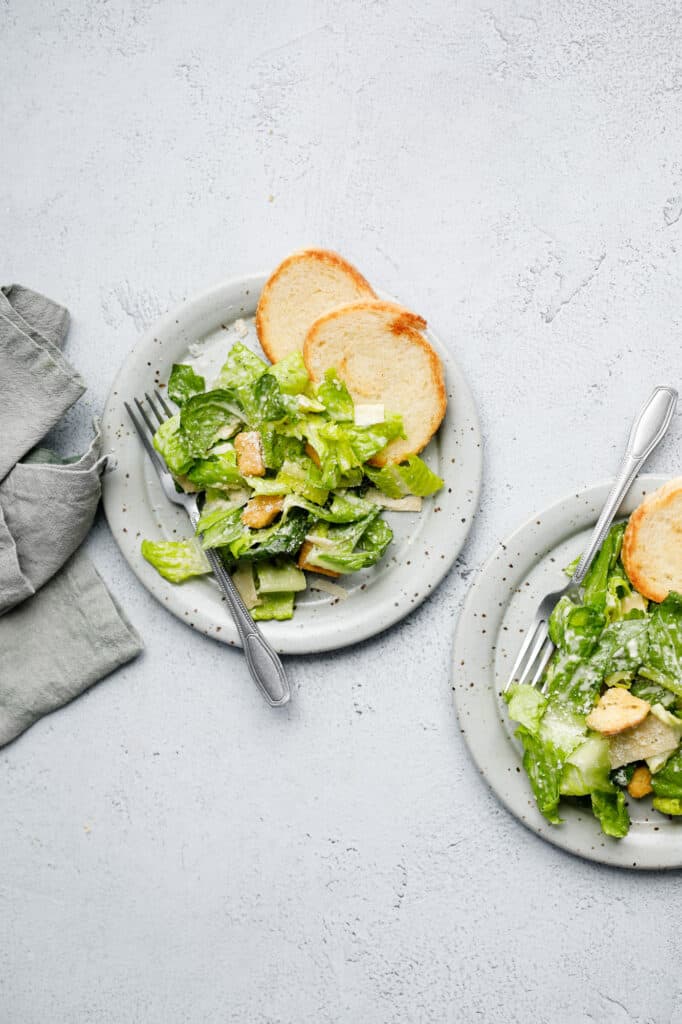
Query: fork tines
[[504, 619, 555, 693]]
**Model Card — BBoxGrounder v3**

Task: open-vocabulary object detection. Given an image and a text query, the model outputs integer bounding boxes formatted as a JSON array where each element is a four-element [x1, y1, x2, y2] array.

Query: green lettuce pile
[[506, 523, 682, 838], [141, 343, 443, 621]]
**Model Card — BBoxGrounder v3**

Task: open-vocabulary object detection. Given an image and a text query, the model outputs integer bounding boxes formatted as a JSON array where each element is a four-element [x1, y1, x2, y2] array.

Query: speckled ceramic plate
[[102, 273, 482, 654], [452, 474, 682, 870]]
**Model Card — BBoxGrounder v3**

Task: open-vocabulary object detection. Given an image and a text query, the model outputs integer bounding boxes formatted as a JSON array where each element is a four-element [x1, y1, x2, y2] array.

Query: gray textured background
[[3, 2, 682, 1021]]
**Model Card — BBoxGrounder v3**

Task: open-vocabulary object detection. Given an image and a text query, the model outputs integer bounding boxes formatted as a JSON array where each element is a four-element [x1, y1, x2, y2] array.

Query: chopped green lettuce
[[316, 370, 354, 421], [651, 748, 682, 799], [364, 455, 443, 498], [199, 507, 246, 549], [141, 538, 210, 582], [256, 560, 306, 594], [153, 414, 195, 476], [180, 389, 243, 456], [267, 351, 310, 395], [236, 508, 311, 562], [241, 373, 287, 425], [641, 592, 682, 698], [505, 684, 546, 732], [217, 342, 268, 390], [186, 450, 244, 490], [590, 791, 630, 838], [251, 591, 295, 621], [560, 735, 613, 797], [167, 363, 205, 405], [303, 513, 393, 574]]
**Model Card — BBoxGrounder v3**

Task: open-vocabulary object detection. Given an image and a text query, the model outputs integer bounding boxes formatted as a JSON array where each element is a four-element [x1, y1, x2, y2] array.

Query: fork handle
[[188, 504, 290, 707], [571, 386, 677, 586], [203, 548, 291, 707]]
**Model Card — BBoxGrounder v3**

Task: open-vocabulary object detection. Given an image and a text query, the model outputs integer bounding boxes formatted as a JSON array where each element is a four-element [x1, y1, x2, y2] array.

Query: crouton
[[297, 540, 341, 578], [586, 687, 650, 736], [234, 431, 265, 477], [305, 442, 321, 468], [622, 477, 682, 602], [241, 495, 285, 529], [627, 766, 653, 799], [303, 300, 446, 466]]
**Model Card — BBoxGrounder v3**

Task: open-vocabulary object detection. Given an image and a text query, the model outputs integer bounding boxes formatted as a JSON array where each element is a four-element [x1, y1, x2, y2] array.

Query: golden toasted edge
[[622, 478, 682, 602], [255, 249, 376, 363], [303, 299, 446, 467]]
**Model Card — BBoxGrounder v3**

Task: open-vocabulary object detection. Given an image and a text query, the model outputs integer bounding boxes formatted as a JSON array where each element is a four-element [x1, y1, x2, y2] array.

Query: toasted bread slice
[[622, 478, 682, 602], [256, 249, 375, 363], [303, 299, 446, 466]]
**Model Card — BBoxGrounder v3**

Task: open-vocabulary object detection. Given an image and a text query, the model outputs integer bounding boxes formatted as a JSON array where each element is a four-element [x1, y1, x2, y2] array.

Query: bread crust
[[622, 477, 682, 602], [256, 249, 375, 363], [303, 299, 446, 466]]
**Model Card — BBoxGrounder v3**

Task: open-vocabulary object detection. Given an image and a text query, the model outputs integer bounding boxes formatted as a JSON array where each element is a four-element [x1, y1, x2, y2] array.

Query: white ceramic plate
[[102, 274, 482, 654], [452, 474, 682, 870]]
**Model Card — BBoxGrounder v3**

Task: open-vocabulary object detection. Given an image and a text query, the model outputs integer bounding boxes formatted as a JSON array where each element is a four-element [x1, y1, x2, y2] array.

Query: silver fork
[[125, 389, 291, 708], [505, 386, 678, 694]]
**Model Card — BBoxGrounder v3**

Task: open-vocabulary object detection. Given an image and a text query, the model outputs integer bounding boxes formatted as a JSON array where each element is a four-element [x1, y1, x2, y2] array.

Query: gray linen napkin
[[0, 285, 142, 747]]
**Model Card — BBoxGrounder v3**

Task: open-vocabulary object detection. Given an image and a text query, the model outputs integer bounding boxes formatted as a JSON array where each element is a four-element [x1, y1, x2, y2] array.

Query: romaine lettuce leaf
[[216, 341, 268, 389], [316, 369, 354, 421], [198, 507, 246, 549], [240, 373, 287, 425], [180, 389, 243, 456], [141, 538, 211, 582], [652, 797, 682, 815], [236, 508, 311, 562], [651, 747, 682, 799], [515, 726, 563, 824], [276, 458, 329, 505], [364, 455, 443, 498], [284, 491, 378, 524], [256, 560, 306, 594], [642, 592, 682, 698], [560, 734, 613, 796], [505, 684, 546, 732], [267, 351, 310, 395], [581, 523, 625, 610], [590, 791, 630, 838], [153, 414, 195, 476], [393, 456, 444, 497], [186, 450, 244, 490], [626, 675, 675, 708], [548, 597, 605, 654], [303, 512, 393, 574], [167, 363, 205, 405], [251, 591, 295, 621], [259, 425, 305, 470], [549, 617, 650, 714]]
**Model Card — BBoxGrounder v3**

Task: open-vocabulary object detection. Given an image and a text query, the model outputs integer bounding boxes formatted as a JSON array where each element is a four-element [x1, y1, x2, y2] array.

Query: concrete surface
[[3, 1, 682, 1021]]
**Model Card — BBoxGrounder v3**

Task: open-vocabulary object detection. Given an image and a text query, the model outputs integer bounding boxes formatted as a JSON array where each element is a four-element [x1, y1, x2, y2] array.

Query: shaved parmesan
[[365, 488, 422, 512], [309, 577, 349, 600], [232, 564, 260, 610], [609, 708, 682, 769], [354, 403, 385, 427]]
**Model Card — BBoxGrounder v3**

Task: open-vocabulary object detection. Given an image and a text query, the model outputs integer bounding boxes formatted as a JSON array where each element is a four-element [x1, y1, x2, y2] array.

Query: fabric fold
[[0, 549, 143, 748], [0, 284, 143, 748], [0, 286, 85, 479], [0, 428, 105, 612]]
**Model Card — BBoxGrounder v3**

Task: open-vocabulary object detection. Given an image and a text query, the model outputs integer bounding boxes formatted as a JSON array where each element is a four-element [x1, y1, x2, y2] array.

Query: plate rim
[[451, 472, 682, 871], [102, 270, 483, 655]]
